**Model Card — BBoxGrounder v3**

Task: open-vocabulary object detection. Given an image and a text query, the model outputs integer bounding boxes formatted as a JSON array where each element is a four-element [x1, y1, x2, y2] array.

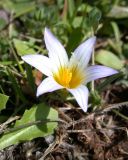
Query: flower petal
[[68, 85, 89, 112], [70, 36, 96, 68], [36, 77, 63, 97], [84, 65, 118, 84], [44, 28, 68, 68], [22, 54, 52, 76]]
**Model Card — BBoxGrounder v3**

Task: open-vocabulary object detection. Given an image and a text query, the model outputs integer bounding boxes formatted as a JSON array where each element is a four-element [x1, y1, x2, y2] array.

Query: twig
[[39, 136, 59, 160], [99, 101, 128, 113], [65, 112, 95, 129], [65, 102, 128, 129], [0, 116, 20, 133], [67, 126, 127, 133], [113, 109, 128, 121]]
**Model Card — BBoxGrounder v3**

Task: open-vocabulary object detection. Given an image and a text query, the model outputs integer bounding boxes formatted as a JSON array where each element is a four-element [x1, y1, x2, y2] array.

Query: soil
[[0, 85, 128, 160]]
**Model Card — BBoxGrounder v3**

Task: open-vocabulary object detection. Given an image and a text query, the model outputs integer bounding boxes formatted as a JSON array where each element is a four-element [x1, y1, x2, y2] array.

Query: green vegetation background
[[0, 0, 128, 150]]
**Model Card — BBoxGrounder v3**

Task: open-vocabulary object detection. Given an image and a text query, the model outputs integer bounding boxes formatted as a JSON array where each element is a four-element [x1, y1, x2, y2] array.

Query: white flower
[[22, 28, 118, 112]]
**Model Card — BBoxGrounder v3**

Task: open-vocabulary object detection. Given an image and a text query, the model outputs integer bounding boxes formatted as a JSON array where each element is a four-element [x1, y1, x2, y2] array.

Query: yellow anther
[[54, 65, 84, 89]]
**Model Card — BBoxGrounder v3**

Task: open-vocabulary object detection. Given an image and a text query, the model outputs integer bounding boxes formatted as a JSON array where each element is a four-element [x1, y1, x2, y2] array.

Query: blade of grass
[[96, 72, 122, 92], [24, 63, 36, 92], [67, 0, 75, 19], [8, 41, 24, 74], [7, 68, 27, 103]]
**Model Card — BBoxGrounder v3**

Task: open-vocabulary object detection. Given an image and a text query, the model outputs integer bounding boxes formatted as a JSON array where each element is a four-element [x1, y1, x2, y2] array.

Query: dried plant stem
[[113, 109, 128, 121], [0, 116, 20, 133], [100, 101, 128, 113], [67, 126, 127, 133]]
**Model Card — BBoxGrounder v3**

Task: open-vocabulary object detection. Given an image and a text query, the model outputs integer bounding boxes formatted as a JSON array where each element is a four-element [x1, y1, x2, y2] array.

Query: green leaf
[[111, 21, 121, 43], [107, 6, 128, 19], [0, 18, 7, 30], [13, 39, 35, 56], [95, 49, 124, 70], [67, 0, 75, 19], [88, 7, 102, 31], [72, 17, 83, 28], [67, 27, 83, 53], [2, 0, 36, 18], [110, 22, 122, 55], [0, 103, 58, 150], [0, 93, 9, 111]]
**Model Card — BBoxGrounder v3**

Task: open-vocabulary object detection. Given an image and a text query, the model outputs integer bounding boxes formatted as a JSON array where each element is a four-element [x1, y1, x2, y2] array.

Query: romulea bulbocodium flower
[[22, 27, 118, 112]]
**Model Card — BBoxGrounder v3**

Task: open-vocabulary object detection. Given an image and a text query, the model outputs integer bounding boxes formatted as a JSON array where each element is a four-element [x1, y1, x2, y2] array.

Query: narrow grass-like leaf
[[111, 21, 122, 55], [24, 63, 36, 92], [96, 72, 123, 92], [67, 0, 75, 19], [88, 7, 102, 31], [7, 68, 27, 103], [9, 42, 24, 74]]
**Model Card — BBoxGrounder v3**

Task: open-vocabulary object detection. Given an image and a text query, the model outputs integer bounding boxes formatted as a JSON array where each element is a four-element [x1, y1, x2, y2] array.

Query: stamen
[[53, 65, 84, 88], [54, 67, 72, 88]]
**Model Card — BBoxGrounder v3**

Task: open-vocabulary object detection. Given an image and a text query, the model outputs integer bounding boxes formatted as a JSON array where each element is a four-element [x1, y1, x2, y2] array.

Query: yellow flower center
[[53, 66, 84, 88]]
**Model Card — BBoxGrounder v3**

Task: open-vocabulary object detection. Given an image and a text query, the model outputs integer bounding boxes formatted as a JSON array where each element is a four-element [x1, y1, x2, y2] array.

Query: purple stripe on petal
[[84, 65, 118, 84]]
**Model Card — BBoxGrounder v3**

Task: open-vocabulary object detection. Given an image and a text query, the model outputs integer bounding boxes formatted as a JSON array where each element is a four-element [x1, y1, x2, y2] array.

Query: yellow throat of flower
[[53, 66, 84, 88]]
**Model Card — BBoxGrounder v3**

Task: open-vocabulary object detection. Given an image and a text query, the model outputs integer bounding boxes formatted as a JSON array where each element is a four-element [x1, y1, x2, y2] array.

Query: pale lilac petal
[[44, 28, 68, 68], [70, 36, 96, 68], [84, 65, 118, 84], [36, 77, 63, 97], [68, 85, 89, 112], [22, 54, 52, 76]]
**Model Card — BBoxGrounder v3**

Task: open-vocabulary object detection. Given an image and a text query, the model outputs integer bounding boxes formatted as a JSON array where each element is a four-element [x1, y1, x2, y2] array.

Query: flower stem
[[91, 27, 95, 92]]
